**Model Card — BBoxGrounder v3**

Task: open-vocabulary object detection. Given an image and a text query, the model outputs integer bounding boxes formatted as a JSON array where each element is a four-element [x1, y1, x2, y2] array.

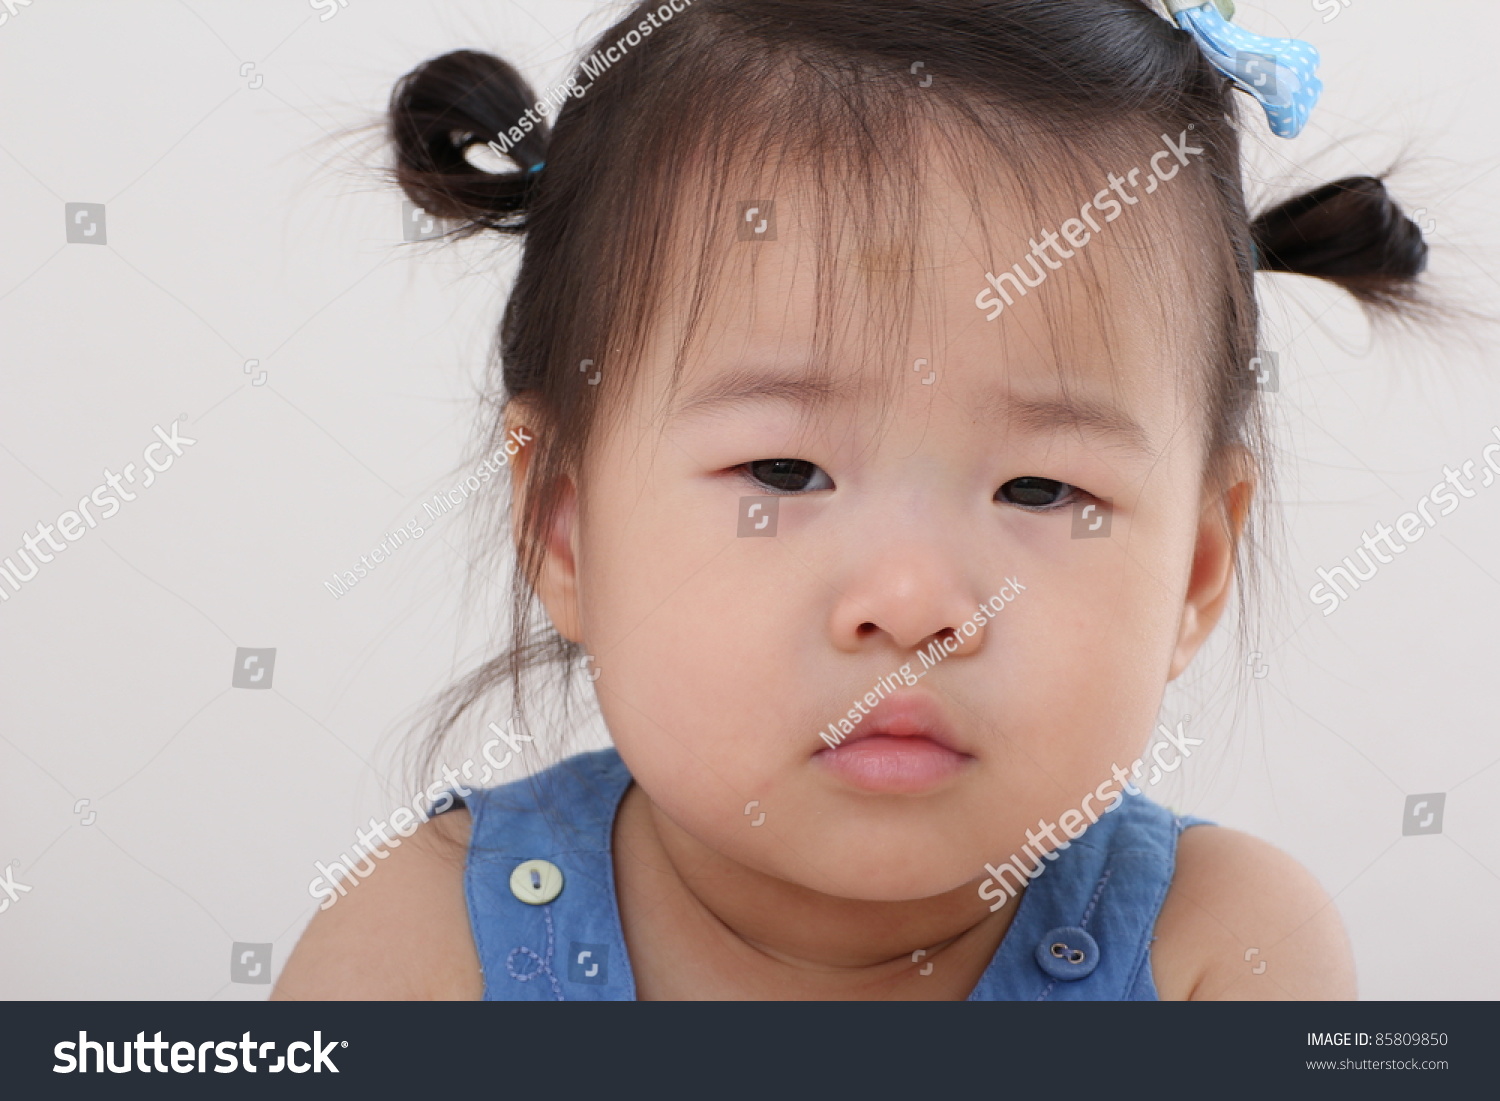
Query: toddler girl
[[276, 0, 1428, 1000]]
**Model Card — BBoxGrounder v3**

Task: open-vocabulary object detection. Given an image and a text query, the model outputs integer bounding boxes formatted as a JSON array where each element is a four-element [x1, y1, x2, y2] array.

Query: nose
[[826, 533, 987, 657]]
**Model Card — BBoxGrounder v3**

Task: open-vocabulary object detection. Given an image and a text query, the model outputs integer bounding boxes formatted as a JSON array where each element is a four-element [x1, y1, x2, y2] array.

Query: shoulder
[[1150, 824, 1356, 1001], [272, 806, 481, 1001]]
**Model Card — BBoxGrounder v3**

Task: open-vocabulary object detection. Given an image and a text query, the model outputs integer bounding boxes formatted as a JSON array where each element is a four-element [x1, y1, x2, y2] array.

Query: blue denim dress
[[450, 747, 1211, 1000]]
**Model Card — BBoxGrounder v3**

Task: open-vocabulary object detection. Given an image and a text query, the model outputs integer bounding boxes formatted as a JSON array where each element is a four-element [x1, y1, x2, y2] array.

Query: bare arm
[[272, 808, 483, 1000], [1152, 825, 1357, 1001]]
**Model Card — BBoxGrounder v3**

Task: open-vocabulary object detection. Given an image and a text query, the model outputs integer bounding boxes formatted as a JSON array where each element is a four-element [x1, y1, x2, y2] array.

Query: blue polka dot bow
[[1166, 0, 1323, 138]]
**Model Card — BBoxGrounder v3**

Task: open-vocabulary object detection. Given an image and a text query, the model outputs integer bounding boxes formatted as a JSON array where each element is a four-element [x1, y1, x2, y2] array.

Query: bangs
[[567, 53, 1229, 457]]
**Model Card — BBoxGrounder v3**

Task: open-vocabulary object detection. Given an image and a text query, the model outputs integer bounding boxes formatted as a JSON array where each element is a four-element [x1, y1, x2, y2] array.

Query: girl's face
[[525, 149, 1243, 902]]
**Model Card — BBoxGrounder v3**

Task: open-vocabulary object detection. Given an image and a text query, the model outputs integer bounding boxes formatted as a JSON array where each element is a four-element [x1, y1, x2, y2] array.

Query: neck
[[613, 783, 1022, 999]]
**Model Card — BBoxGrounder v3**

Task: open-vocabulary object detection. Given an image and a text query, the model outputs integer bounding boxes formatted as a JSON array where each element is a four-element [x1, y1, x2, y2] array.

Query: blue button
[[1034, 926, 1100, 981]]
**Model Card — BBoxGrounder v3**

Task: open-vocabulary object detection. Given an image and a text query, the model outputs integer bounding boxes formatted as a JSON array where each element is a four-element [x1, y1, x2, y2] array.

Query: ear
[[1168, 449, 1254, 680], [503, 400, 583, 643]]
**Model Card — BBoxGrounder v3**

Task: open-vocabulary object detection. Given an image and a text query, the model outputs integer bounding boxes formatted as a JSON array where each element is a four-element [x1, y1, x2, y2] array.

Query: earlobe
[[1169, 462, 1254, 680], [535, 478, 583, 642]]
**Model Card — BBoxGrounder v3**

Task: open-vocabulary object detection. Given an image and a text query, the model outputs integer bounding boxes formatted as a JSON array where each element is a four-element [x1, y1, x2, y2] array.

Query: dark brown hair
[[387, 0, 1430, 774]]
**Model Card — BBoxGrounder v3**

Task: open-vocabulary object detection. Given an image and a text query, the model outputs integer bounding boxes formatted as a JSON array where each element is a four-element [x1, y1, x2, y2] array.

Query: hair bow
[[1166, 0, 1323, 139]]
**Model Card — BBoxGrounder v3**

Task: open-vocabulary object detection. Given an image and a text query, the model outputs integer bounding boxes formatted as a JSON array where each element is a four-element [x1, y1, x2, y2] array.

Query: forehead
[[611, 120, 1221, 456]]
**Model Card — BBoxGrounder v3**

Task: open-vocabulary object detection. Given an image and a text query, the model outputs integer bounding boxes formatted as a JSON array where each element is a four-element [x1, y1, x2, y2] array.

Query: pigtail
[[1251, 175, 1430, 315], [388, 49, 547, 236]]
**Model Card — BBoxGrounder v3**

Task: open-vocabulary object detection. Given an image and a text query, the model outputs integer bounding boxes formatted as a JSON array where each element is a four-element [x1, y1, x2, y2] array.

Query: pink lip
[[813, 693, 973, 794]]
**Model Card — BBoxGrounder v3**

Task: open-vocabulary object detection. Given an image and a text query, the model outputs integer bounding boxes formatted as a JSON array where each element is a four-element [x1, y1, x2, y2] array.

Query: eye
[[742, 459, 834, 494], [996, 476, 1078, 509]]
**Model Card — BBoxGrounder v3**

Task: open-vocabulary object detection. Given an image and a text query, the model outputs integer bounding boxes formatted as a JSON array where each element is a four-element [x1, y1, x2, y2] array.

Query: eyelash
[[994, 476, 1083, 511], [738, 462, 1085, 510], [739, 459, 833, 495]]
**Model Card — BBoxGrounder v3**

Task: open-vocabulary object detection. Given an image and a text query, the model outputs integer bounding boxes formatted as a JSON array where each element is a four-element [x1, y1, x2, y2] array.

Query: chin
[[771, 846, 981, 903]]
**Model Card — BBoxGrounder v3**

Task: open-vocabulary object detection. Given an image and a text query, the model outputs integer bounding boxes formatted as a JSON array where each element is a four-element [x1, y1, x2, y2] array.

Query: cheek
[[991, 501, 1200, 807], [573, 481, 805, 806]]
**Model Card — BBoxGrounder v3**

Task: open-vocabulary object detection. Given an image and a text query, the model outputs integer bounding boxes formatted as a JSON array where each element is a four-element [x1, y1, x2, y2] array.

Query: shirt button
[[1034, 926, 1100, 981], [509, 859, 564, 905]]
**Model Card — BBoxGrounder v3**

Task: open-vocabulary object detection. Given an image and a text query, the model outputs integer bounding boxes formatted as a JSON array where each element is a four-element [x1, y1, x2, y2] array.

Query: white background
[[1, 0, 1496, 999]]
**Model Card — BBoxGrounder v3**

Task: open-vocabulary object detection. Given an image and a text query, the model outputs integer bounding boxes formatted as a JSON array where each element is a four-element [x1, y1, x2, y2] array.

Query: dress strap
[[968, 793, 1211, 1000]]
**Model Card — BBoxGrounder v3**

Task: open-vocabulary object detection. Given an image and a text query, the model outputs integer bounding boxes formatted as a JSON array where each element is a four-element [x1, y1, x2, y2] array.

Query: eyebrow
[[1000, 394, 1155, 458], [672, 367, 1154, 457], [671, 368, 855, 419]]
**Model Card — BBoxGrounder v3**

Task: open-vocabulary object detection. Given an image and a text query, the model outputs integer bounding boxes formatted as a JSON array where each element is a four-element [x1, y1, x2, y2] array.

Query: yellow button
[[510, 859, 564, 905]]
